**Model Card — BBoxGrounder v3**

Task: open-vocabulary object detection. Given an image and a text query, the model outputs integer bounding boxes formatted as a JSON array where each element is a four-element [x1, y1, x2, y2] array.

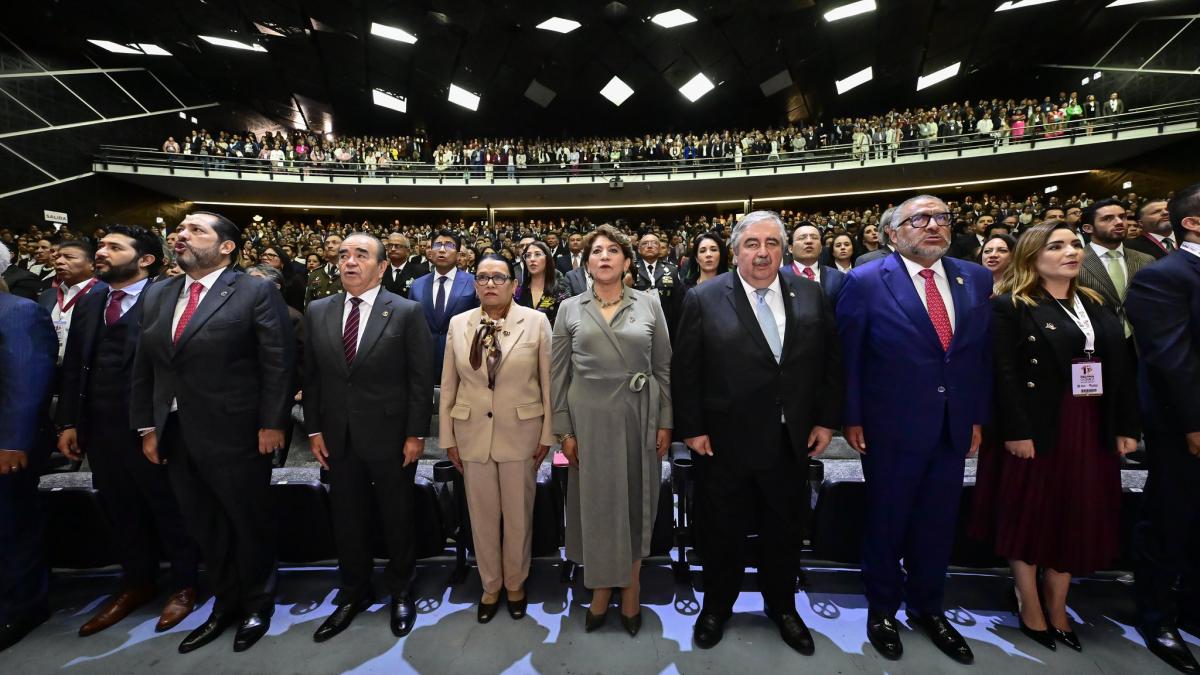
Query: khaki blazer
[[439, 304, 554, 462]]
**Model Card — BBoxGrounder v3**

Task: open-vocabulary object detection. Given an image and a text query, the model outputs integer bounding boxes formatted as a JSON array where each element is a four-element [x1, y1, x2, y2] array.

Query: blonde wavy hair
[[995, 220, 1104, 307]]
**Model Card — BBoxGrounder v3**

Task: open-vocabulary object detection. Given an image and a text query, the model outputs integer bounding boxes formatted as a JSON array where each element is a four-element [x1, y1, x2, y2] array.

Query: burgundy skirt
[[970, 393, 1122, 576]]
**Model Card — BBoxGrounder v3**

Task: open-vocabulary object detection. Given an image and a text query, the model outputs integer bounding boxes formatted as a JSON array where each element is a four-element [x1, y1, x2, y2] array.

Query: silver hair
[[0, 241, 10, 276], [344, 231, 386, 263], [246, 263, 284, 289], [730, 210, 787, 253], [877, 206, 896, 245], [892, 194, 949, 228]]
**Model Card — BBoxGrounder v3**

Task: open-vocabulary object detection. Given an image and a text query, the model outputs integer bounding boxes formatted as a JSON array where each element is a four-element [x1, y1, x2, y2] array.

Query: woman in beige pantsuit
[[441, 255, 553, 624], [551, 224, 672, 637]]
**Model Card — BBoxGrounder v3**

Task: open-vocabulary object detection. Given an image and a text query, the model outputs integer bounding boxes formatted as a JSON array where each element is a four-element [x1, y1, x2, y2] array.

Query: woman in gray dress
[[551, 224, 672, 637]]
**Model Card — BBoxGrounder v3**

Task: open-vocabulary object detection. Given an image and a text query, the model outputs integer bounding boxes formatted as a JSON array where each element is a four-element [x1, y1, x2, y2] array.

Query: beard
[[895, 238, 950, 261], [96, 257, 142, 283], [176, 241, 224, 273]]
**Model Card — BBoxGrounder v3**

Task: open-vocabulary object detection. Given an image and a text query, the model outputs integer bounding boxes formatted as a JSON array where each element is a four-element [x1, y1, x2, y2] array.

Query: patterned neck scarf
[[470, 306, 511, 389]]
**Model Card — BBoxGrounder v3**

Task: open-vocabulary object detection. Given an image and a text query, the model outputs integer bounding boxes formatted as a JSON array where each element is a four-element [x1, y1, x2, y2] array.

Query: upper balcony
[[93, 102, 1200, 210]]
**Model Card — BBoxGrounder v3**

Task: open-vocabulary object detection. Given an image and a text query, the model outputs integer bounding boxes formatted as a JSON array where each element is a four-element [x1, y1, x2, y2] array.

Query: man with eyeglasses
[[408, 230, 479, 382], [381, 233, 422, 296], [837, 195, 993, 665]]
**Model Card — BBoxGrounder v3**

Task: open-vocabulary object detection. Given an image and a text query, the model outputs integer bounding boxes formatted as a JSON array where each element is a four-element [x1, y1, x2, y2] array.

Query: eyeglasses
[[430, 242, 458, 251], [475, 274, 511, 286], [899, 212, 952, 229], [523, 251, 545, 260], [260, 252, 280, 259]]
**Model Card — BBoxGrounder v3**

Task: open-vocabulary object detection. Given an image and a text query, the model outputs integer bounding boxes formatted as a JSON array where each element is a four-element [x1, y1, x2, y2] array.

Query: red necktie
[[173, 282, 204, 344], [918, 269, 953, 351], [343, 297, 362, 364], [104, 290, 126, 327], [802, 267, 815, 281]]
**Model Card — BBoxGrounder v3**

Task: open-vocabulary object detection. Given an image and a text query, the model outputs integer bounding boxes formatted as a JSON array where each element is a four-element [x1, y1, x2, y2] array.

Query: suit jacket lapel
[[882, 254, 943, 353], [326, 293, 350, 375], [779, 276, 800, 360], [121, 290, 149, 365], [724, 274, 775, 364], [1028, 301, 1076, 370], [449, 273, 472, 317], [942, 257, 971, 350], [1082, 248, 1118, 304], [173, 270, 237, 355], [351, 292, 393, 370], [496, 312, 526, 369]]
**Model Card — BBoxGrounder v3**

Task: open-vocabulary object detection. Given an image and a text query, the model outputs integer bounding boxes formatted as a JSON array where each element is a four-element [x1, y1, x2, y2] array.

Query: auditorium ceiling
[[7, 0, 1198, 138]]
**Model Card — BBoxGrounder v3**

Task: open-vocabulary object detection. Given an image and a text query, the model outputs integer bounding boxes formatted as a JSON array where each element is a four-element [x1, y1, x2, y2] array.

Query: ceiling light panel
[[916, 62, 961, 91], [1106, 0, 1160, 6], [370, 22, 418, 44], [448, 83, 480, 111], [651, 9, 698, 28], [600, 76, 635, 105], [995, 0, 1058, 11], [824, 0, 877, 22], [678, 73, 714, 102], [835, 66, 873, 94], [89, 40, 169, 55], [372, 89, 407, 113], [198, 35, 268, 52], [537, 17, 581, 33]]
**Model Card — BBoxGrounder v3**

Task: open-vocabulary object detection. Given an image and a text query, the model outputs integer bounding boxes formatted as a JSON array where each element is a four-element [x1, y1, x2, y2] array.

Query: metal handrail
[[95, 100, 1200, 182]]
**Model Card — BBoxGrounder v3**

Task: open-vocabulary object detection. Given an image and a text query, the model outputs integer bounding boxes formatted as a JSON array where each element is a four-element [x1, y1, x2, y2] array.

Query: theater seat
[[272, 480, 336, 564], [41, 485, 117, 569], [810, 479, 867, 565]]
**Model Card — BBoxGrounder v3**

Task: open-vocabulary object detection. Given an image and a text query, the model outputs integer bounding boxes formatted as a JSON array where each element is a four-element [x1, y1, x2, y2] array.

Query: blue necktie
[[434, 276, 448, 323], [754, 288, 782, 363]]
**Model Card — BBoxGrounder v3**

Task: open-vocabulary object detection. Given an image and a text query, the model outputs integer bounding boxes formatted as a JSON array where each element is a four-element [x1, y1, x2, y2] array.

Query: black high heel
[[1050, 626, 1082, 652], [620, 612, 642, 637], [1020, 619, 1057, 651], [585, 606, 608, 632]]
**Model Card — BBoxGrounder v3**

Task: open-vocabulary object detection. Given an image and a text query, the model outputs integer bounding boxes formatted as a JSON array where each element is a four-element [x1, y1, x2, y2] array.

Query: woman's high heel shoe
[[1020, 618, 1057, 651], [1050, 626, 1082, 652], [620, 612, 642, 637], [585, 607, 608, 632]]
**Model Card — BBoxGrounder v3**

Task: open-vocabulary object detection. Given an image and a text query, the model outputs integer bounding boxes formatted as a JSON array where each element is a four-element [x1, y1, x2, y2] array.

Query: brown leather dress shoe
[[79, 585, 157, 637], [156, 588, 197, 633]]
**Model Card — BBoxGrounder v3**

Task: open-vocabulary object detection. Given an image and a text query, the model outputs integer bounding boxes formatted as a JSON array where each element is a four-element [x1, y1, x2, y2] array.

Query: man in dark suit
[[0, 244, 57, 653], [563, 266, 589, 296], [37, 240, 103, 364], [1078, 198, 1154, 338], [304, 233, 433, 642], [408, 230, 478, 382], [57, 226, 199, 637], [632, 233, 683, 338], [131, 211, 295, 654], [674, 211, 842, 655], [947, 213, 992, 261], [1, 263, 41, 301], [554, 231, 584, 275], [1127, 198, 1178, 260], [1126, 183, 1200, 674], [780, 223, 845, 303], [837, 195, 992, 664], [382, 232, 425, 297]]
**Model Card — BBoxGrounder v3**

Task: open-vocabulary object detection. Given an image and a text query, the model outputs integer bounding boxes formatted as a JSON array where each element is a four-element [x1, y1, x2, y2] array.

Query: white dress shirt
[[168, 266, 227, 413], [342, 284, 381, 352], [108, 277, 149, 318], [1089, 241, 1128, 286], [900, 255, 957, 329], [51, 278, 99, 362], [433, 265, 458, 299], [1180, 241, 1200, 260], [791, 261, 821, 283], [737, 271, 786, 345]]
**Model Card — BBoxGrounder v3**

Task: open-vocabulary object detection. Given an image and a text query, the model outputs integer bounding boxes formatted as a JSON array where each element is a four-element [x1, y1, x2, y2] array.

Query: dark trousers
[[1135, 430, 1200, 628], [162, 416, 276, 617], [85, 412, 199, 591], [327, 442, 417, 605], [694, 426, 807, 618], [0, 465, 46, 624], [861, 422, 964, 617]]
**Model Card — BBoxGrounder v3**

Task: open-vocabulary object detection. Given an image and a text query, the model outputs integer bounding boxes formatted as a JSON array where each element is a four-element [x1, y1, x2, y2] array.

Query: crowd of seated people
[[155, 90, 1133, 175]]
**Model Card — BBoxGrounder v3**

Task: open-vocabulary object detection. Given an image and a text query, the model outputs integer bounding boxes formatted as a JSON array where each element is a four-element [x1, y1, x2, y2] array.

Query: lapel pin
[[382, 311, 389, 317], [503, 330, 511, 336], [955, 276, 964, 285], [1045, 322, 1057, 330], [789, 291, 795, 298]]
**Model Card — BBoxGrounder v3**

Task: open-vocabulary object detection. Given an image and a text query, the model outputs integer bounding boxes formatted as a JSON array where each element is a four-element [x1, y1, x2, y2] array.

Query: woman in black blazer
[[971, 221, 1140, 653]]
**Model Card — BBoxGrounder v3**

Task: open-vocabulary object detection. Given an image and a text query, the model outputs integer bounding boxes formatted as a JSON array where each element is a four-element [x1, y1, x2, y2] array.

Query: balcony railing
[[95, 100, 1200, 183]]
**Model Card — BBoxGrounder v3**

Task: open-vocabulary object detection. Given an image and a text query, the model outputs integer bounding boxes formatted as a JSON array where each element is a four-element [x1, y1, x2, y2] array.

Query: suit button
[[1030, 358, 1038, 365], [1026, 381, 1036, 389], [937, 386, 946, 393], [486, 412, 493, 418], [1027, 335, 1037, 342]]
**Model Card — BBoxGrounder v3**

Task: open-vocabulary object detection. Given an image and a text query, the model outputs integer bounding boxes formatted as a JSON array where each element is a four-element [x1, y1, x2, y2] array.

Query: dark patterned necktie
[[343, 297, 362, 364]]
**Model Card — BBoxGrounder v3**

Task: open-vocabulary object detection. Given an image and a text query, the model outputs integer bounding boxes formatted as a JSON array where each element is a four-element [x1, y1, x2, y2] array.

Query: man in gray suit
[[1078, 198, 1153, 337], [303, 233, 433, 643]]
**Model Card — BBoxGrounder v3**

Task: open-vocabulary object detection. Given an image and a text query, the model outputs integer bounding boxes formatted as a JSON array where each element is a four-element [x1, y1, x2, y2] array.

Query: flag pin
[[220, 290, 228, 296], [1045, 323, 1056, 330], [955, 276, 964, 285]]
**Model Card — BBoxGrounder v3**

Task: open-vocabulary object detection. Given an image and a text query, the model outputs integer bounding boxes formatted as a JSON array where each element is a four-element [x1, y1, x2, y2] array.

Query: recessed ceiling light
[[136, 43, 171, 55], [88, 40, 171, 55], [1093, 70, 1103, 79], [198, 35, 268, 52], [835, 66, 872, 94], [651, 9, 697, 28], [916, 61, 961, 91], [678, 73, 714, 102], [1107, 0, 1161, 6], [995, 0, 1058, 11], [372, 88, 408, 113], [824, 0, 877, 22], [1123, 180, 1133, 189], [1082, 76, 1090, 85], [600, 76, 635, 106], [448, 83, 480, 111], [537, 17, 581, 33], [1044, 185, 1058, 194], [370, 21, 418, 44]]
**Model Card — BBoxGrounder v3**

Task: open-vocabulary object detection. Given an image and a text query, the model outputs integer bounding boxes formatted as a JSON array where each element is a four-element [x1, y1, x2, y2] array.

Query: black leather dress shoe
[[693, 613, 726, 649], [314, 598, 372, 642], [766, 609, 815, 655], [867, 611, 903, 660], [1019, 619, 1057, 651], [1050, 625, 1081, 652], [178, 613, 233, 654], [0, 607, 49, 653], [908, 613, 974, 665], [477, 600, 500, 624], [1140, 625, 1200, 674], [233, 613, 270, 652], [507, 596, 527, 621], [390, 598, 416, 637]]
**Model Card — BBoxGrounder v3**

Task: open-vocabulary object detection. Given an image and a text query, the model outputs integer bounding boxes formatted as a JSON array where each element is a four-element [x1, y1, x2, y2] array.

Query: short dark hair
[[985, 223, 1013, 239], [522, 240, 557, 286], [978, 233, 1017, 263], [432, 229, 463, 251], [57, 239, 94, 262], [1168, 182, 1200, 244], [581, 224, 634, 268], [343, 232, 385, 262], [105, 224, 164, 277], [476, 253, 516, 280], [1080, 198, 1128, 228], [1136, 198, 1168, 221], [190, 211, 242, 262]]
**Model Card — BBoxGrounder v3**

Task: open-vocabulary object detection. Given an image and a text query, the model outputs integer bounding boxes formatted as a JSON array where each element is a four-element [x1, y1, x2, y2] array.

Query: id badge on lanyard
[[1063, 293, 1102, 397]]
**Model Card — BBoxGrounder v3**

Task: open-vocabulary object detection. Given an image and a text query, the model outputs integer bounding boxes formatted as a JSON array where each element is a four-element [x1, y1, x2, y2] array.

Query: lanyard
[[56, 278, 98, 313], [1057, 293, 1096, 354]]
